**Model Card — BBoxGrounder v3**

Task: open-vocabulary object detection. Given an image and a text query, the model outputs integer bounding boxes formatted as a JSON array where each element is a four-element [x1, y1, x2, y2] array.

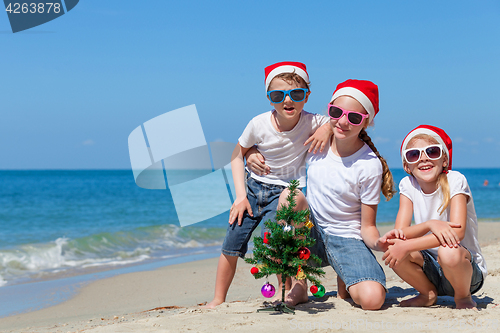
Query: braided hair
[[359, 129, 396, 201]]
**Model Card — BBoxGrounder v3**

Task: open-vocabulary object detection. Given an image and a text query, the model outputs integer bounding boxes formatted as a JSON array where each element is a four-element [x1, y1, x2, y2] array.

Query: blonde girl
[[383, 125, 487, 309]]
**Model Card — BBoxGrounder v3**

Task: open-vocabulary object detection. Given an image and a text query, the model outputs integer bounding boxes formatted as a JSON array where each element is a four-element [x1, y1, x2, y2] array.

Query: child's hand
[[376, 229, 406, 252], [229, 197, 253, 226], [245, 146, 270, 175], [304, 123, 332, 154], [428, 220, 461, 248], [381, 229, 406, 242], [382, 239, 409, 268]]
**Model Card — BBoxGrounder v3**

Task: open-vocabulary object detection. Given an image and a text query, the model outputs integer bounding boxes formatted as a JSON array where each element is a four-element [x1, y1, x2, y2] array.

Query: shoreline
[[1, 222, 500, 332], [0, 251, 221, 319]]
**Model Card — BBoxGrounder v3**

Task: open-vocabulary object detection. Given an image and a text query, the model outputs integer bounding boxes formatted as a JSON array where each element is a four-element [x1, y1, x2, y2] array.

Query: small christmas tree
[[245, 180, 325, 314]]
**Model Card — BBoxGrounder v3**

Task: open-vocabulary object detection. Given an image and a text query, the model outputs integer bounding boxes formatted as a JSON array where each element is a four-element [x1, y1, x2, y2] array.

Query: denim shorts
[[221, 172, 285, 258], [309, 220, 386, 291], [420, 248, 484, 296]]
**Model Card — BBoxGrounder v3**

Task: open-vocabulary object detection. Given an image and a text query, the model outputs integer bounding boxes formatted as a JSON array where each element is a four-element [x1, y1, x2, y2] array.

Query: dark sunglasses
[[328, 104, 369, 126], [267, 88, 308, 104], [403, 145, 443, 164]]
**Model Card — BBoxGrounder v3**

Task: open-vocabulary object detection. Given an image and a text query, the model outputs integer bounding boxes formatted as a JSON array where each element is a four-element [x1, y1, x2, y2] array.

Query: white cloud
[[82, 139, 95, 146], [373, 137, 390, 144]]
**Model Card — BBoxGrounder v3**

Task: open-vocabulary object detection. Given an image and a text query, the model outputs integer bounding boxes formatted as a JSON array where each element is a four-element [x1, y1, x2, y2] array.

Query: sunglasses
[[267, 88, 308, 104], [328, 104, 370, 126], [403, 145, 443, 164]]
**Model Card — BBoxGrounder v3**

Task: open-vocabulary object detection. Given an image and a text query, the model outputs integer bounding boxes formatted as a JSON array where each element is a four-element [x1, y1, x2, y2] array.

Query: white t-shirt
[[306, 143, 383, 240], [239, 110, 329, 187], [399, 170, 487, 278]]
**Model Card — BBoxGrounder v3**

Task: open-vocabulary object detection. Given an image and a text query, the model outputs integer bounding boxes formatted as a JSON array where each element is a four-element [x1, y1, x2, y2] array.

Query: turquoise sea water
[[0, 169, 499, 316]]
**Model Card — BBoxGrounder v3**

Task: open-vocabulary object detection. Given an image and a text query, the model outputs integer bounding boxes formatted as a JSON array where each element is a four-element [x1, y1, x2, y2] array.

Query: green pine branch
[[244, 180, 325, 301]]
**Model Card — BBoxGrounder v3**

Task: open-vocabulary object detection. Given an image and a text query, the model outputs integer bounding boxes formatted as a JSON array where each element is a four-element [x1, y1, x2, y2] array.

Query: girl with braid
[[246, 79, 403, 309]]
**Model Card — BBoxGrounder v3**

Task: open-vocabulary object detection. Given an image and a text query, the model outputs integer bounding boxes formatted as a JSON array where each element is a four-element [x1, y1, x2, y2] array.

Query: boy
[[205, 62, 331, 308]]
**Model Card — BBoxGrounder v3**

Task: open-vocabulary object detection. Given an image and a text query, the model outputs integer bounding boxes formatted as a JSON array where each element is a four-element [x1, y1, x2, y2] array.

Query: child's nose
[[283, 94, 292, 103], [339, 114, 349, 126], [420, 151, 429, 162]]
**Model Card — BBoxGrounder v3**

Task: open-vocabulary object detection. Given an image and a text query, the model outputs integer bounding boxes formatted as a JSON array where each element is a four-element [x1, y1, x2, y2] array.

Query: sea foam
[[0, 224, 225, 286]]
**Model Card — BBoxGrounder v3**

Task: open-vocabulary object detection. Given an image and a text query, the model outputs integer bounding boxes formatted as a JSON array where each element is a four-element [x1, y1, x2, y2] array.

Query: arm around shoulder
[[304, 122, 333, 154]]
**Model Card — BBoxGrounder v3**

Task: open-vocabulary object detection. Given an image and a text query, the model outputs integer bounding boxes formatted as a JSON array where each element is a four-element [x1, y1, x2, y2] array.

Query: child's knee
[[350, 282, 385, 310], [278, 189, 307, 210], [358, 288, 385, 310], [437, 246, 468, 268], [278, 189, 291, 206]]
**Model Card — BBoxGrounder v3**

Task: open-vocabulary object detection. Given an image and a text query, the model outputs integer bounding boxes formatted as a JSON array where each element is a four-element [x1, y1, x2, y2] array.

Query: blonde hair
[[404, 134, 450, 214], [270, 72, 310, 91], [358, 129, 396, 201]]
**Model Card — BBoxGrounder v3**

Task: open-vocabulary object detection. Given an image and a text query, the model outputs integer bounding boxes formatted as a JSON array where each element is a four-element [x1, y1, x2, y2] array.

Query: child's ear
[[304, 91, 311, 103], [403, 163, 411, 174], [362, 119, 370, 130], [442, 160, 448, 171]]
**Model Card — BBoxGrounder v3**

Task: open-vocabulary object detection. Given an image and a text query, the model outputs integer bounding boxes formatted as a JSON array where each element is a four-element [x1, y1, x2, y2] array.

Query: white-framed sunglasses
[[403, 145, 443, 164]]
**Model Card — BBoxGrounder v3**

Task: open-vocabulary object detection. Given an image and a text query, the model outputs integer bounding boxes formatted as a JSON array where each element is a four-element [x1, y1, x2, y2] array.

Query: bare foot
[[271, 289, 290, 303], [455, 296, 477, 310], [202, 299, 223, 309], [285, 280, 308, 306], [337, 276, 351, 299], [400, 293, 437, 307]]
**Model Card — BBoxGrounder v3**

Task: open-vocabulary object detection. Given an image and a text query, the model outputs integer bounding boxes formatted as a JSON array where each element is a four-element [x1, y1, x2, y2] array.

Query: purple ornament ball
[[261, 283, 276, 298]]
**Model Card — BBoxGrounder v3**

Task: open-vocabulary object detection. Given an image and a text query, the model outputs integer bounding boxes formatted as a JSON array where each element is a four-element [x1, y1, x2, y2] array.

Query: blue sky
[[1, 0, 499, 169]]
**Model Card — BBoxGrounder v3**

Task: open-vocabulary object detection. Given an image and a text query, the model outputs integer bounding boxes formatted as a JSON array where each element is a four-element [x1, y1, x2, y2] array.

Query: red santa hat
[[400, 125, 453, 171], [330, 79, 379, 125], [264, 61, 309, 91]]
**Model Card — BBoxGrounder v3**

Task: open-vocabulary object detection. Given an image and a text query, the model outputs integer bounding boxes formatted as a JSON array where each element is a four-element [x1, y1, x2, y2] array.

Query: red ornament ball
[[250, 267, 259, 275], [310, 285, 318, 294], [298, 247, 311, 260], [263, 232, 271, 244]]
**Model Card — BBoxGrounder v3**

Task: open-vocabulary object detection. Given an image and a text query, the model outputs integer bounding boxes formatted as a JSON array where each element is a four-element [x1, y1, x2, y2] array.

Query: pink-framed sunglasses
[[328, 104, 369, 126]]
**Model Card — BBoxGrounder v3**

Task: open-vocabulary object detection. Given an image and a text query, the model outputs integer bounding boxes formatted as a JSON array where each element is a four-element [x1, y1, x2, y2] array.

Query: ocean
[[0, 169, 499, 315]]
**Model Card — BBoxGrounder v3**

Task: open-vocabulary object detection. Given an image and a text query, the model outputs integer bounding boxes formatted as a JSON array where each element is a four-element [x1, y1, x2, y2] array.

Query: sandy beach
[[1, 222, 500, 333]]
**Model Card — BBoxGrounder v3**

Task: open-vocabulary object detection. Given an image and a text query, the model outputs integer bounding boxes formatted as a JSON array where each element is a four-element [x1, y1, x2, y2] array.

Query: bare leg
[[438, 246, 476, 309], [392, 251, 437, 307], [204, 254, 238, 308], [337, 276, 350, 299], [274, 275, 292, 302], [285, 278, 309, 306], [348, 280, 386, 310]]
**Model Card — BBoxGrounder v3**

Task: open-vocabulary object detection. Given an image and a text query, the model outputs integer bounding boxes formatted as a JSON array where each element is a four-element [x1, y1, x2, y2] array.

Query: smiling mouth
[[419, 165, 433, 171], [335, 126, 348, 132]]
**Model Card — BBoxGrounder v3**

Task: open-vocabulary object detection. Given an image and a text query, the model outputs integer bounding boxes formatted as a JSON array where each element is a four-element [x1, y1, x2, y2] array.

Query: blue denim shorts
[[420, 248, 484, 296], [221, 172, 285, 258], [309, 220, 386, 291]]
